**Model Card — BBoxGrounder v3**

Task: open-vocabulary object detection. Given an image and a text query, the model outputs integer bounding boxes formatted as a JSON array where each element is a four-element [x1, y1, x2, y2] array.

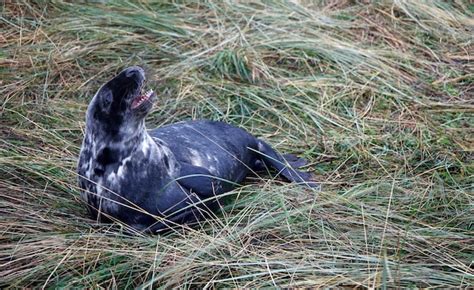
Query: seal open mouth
[[131, 88, 155, 109]]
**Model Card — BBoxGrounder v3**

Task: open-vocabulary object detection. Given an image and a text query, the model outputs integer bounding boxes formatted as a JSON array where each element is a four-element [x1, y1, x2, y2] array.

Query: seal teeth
[[132, 89, 153, 109]]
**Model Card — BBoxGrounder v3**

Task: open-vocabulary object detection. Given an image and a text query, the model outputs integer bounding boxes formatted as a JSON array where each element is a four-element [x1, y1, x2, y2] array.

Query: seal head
[[87, 66, 157, 138]]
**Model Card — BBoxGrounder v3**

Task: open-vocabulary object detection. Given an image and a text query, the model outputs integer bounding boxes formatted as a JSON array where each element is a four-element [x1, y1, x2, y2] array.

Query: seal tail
[[256, 140, 320, 189]]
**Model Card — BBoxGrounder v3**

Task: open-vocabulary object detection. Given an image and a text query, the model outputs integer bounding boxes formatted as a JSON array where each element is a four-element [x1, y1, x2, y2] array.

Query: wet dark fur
[[77, 66, 318, 233]]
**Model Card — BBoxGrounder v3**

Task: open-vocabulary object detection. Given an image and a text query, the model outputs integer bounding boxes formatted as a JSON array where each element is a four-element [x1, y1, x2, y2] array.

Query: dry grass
[[1, 0, 473, 287]]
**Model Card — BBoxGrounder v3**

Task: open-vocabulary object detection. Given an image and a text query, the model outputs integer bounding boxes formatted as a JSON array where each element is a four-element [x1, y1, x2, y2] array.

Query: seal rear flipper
[[282, 153, 309, 168], [252, 153, 309, 171], [177, 163, 235, 197], [256, 140, 320, 188]]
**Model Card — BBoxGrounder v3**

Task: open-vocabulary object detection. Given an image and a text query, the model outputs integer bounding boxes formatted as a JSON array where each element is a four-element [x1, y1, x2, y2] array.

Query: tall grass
[[1, 0, 473, 287]]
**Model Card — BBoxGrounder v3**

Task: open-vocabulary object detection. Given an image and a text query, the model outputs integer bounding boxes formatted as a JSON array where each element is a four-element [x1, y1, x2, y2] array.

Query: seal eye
[[101, 90, 113, 111]]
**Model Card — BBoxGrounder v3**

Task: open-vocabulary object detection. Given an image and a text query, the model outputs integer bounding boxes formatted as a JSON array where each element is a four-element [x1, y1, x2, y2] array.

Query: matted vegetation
[[1, 0, 473, 287]]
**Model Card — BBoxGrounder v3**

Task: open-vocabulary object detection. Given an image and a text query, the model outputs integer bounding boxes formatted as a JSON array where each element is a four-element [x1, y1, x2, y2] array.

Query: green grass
[[1, 0, 473, 287]]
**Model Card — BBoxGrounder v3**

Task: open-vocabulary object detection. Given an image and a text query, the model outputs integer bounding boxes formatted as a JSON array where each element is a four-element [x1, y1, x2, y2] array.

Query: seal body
[[77, 66, 317, 233]]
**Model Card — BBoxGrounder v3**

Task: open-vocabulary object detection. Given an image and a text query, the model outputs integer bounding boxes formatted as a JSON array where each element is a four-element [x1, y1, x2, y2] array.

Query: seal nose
[[124, 66, 145, 79]]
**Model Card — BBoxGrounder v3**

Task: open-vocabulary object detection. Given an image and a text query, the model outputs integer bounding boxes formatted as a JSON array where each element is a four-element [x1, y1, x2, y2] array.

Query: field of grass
[[1, 0, 473, 287]]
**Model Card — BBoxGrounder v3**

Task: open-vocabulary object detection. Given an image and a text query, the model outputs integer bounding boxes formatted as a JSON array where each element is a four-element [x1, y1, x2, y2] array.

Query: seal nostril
[[125, 66, 145, 78], [125, 70, 137, 78]]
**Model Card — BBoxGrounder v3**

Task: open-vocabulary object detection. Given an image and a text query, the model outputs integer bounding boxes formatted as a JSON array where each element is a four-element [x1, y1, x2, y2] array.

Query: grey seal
[[77, 66, 318, 233]]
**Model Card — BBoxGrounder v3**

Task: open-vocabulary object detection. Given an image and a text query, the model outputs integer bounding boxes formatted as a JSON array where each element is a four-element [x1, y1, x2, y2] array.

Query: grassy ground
[[1, 0, 473, 287]]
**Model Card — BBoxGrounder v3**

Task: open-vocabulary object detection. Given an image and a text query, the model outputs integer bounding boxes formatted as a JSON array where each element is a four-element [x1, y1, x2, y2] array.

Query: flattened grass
[[1, 0, 473, 288]]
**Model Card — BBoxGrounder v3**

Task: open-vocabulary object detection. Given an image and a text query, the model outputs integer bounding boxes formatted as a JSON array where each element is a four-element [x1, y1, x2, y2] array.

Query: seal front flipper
[[176, 163, 235, 197], [256, 140, 320, 189], [146, 207, 203, 233]]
